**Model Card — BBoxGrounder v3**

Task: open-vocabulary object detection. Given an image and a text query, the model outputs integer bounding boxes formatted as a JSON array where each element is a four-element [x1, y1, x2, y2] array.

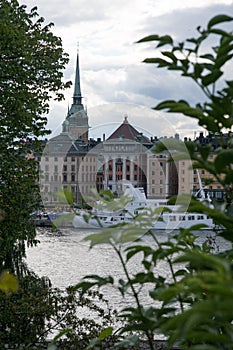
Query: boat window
[[179, 216, 185, 221], [169, 216, 176, 221]]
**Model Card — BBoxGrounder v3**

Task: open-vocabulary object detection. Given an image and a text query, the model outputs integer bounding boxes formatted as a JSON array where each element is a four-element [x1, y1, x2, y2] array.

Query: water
[[26, 227, 231, 311]]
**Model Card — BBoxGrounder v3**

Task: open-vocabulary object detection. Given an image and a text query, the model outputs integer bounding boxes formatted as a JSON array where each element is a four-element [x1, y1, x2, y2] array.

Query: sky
[[19, 0, 233, 140]]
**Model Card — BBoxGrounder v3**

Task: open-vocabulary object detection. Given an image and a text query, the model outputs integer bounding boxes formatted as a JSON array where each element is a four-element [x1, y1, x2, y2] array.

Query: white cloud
[[19, 0, 233, 140]]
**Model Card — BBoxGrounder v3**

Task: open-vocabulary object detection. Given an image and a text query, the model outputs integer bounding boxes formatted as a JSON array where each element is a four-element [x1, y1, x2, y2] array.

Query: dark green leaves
[[139, 14, 233, 136], [137, 34, 173, 47], [214, 149, 233, 172], [0, 0, 71, 274], [207, 14, 233, 29]]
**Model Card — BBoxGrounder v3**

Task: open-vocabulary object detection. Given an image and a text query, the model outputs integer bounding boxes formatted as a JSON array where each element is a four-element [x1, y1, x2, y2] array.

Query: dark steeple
[[73, 52, 82, 105], [69, 52, 84, 115], [62, 50, 89, 142]]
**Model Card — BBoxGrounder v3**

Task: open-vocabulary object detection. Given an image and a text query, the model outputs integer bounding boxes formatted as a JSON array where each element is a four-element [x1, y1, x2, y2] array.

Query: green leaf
[[143, 57, 169, 67], [197, 144, 211, 161], [207, 14, 233, 29], [74, 275, 114, 296], [214, 149, 233, 172], [137, 34, 160, 43], [162, 51, 177, 62], [0, 270, 19, 294], [199, 54, 215, 62], [201, 69, 223, 86], [157, 35, 173, 47], [98, 326, 114, 340]]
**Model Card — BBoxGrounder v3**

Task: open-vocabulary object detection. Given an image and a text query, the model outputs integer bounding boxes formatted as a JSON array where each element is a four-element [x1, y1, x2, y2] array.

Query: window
[[152, 171, 155, 175], [71, 174, 75, 182], [63, 165, 67, 172], [160, 179, 163, 184], [201, 169, 205, 174], [45, 165, 49, 172], [63, 174, 67, 182], [160, 162, 163, 167], [152, 179, 155, 184], [71, 156, 75, 162], [45, 157, 49, 162], [71, 165, 75, 172], [54, 165, 58, 173], [54, 157, 58, 162], [160, 188, 163, 194]]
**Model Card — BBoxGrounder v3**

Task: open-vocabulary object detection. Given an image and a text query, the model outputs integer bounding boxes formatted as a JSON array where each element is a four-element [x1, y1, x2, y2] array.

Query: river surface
[[26, 227, 231, 314]]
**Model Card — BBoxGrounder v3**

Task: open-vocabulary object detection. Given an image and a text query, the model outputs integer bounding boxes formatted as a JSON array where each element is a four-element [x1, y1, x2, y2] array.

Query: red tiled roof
[[107, 116, 150, 143]]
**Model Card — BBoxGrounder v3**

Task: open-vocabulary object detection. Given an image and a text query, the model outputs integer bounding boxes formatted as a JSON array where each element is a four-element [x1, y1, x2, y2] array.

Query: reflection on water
[[26, 227, 231, 311]]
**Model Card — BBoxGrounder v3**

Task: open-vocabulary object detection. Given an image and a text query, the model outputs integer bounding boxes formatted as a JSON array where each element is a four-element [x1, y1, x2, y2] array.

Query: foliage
[[138, 14, 233, 203], [0, 271, 117, 349], [0, 0, 71, 274], [0, 270, 18, 294], [75, 14, 233, 350]]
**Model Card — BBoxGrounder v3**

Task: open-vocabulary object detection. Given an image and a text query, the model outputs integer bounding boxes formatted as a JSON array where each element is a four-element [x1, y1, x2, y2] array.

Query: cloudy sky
[[19, 0, 233, 140]]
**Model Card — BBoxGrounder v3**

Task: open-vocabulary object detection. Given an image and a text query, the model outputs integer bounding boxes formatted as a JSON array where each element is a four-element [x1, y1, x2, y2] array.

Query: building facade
[[100, 116, 152, 194], [39, 53, 98, 206]]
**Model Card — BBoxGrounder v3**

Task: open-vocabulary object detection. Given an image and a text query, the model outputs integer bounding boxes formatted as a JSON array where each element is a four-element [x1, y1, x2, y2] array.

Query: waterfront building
[[39, 53, 98, 205], [147, 150, 178, 199], [177, 132, 225, 200], [40, 51, 226, 207], [100, 116, 152, 194]]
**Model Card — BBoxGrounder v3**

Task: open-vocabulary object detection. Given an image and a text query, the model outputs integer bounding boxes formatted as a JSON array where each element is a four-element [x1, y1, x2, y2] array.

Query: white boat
[[72, 183, 215, 231]]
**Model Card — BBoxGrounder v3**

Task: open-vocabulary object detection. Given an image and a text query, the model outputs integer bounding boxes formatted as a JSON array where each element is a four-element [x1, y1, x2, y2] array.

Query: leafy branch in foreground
[[138, 14, 233, 135], [72, 14, 233, 350]]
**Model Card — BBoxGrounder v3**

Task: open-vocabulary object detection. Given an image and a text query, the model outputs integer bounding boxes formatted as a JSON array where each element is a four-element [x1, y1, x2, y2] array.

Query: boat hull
[[72, 212, 214, 231]]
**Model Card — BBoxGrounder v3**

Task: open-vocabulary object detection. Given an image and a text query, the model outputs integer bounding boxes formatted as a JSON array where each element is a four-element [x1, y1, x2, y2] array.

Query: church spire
[[63, 50, 89, 142], [73, 51, 82, 106], [68, 51, 83, 116]]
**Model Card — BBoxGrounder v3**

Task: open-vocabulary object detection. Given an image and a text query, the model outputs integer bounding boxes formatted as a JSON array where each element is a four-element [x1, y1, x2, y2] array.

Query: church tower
[[62, 52, 89, 142]]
